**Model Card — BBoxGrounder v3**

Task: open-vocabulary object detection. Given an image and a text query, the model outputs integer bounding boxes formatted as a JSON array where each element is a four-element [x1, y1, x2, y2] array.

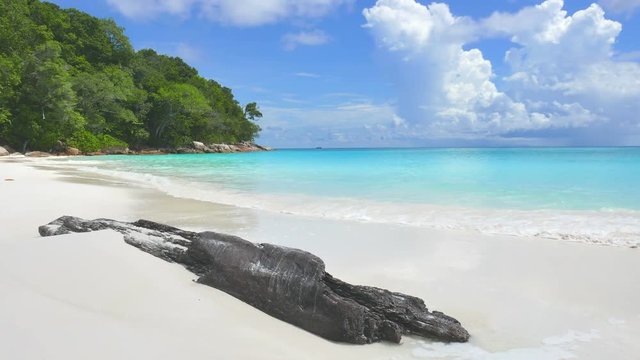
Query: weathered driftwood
[[39, 216, 470, 344]]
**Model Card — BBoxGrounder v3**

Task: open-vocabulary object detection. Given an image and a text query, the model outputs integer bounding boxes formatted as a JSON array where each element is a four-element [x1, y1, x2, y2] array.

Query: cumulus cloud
[[363, 0, 547, 137], [282, 30, 330, 50], [363, 0, 640, 142], [599, 0, 640, 14], [484, 1, 640, 130], [106, 0, 352, 26]]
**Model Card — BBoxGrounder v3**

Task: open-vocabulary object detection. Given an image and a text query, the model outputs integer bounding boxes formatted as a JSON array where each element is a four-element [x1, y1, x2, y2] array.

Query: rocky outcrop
[[207, 143, 235, 153], [254, 144, 272, 151], [124, 143, 269, 155], [39, 216, 469, 344], [2, 144, 16, 153], [189, 141, 271, 153], [25, 151, 52, 157], [176, 147, 200, 154], [1, 141, 270, 158], [192, 141, 208, 152], [137, 149, 169, 155], [104, 146, 130, 155], [64, 147, 81, 156]]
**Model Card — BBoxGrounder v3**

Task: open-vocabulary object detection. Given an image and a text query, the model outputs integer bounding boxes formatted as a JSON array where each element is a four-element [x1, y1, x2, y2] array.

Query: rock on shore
[[74, 142, 271, 155], [183, 141, 272, 154], [25, 151, 52, 158], [0, 142, 270, 157], [64, 147, 81, 156], [39, 216, 470, 345]]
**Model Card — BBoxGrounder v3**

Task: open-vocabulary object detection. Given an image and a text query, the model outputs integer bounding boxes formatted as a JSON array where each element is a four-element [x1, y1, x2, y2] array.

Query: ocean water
[[56, 147, 640, 246]]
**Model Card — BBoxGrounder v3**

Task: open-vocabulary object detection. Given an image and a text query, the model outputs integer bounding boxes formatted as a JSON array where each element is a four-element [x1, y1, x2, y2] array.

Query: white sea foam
[[412, 329, 599, 360], [43, 160, 640, 248]]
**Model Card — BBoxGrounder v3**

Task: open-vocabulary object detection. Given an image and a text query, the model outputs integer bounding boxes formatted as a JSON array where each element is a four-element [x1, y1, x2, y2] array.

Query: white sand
[[1, 157, 639, 360]]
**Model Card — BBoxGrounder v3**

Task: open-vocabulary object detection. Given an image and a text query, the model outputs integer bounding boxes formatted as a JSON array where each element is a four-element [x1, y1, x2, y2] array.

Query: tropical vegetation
[[0, 0, 261, 153]]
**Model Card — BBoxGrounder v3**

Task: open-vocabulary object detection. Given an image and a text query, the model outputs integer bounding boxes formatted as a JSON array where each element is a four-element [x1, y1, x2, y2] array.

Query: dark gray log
[[39, 216, 470, 344]]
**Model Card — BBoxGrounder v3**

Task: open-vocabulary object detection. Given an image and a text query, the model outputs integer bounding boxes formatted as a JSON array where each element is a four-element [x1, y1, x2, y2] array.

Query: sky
[[47, 0, 640, 148]]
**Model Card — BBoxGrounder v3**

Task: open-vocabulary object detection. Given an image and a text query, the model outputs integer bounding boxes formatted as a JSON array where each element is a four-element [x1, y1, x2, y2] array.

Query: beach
[[1, 157, 639, 360]]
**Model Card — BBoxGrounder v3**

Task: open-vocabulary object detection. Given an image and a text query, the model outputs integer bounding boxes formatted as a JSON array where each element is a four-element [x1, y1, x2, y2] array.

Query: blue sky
[[48, 0, 640, 147]]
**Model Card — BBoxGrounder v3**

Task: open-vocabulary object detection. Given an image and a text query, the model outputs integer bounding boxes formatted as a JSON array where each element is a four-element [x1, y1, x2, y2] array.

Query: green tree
[[12, 41, 83, 151], [244, 102, 263, 121], [0, 56, 19, 139], [149, 83, 211, 147], [0, 0, 262, 151], [0, 0, 50, 142], [29, 3, 134, 70], [72, 66, 146, 144]]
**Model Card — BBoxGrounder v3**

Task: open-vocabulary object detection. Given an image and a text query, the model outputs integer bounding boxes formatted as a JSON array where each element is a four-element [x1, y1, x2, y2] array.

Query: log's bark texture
[[39, 216, 470, 344]]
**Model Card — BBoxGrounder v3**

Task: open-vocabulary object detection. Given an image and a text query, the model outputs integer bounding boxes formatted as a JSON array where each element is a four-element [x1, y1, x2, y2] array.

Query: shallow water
[[51, 147, 640, 246]]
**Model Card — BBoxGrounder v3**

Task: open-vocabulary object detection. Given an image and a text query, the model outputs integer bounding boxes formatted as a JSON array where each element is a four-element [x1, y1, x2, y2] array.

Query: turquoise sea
[[60, 147, 640, 246]]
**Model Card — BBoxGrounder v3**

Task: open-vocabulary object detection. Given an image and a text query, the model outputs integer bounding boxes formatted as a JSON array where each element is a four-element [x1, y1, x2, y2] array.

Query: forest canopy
[[0, 0, 261, 152]]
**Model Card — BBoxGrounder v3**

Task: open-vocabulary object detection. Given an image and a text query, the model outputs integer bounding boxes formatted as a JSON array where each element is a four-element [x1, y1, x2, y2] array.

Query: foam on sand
[[37, 159, 640, 247], [412, 329, 600, 360]]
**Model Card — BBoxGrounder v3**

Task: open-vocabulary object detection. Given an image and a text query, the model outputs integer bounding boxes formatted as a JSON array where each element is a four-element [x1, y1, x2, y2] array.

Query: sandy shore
[[1, 157, 638, 360]]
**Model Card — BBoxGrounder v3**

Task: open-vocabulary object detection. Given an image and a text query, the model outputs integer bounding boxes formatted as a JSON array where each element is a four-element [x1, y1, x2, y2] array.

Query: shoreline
[[25, 154, 640, 249], [0, 141, 272, 158], [1, 158, 639, 359]]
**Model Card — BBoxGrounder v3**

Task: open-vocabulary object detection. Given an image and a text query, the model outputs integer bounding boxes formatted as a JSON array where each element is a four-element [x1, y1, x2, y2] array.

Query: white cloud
[[106, 0, 352, 26], [174, 43, 203, 63], [486, 1, 621, 75], [614, 50, 640, 61], [258, 102, 410, 147], [282, 30, 330, 50], [106, 0, 196, 19], [363, 0, 640, 141], [599, 0, 640, 14], [363, 0, 546, 137], [362, 0, 475, 52], [487, 1, 640, 125], [294, 72, 321, 78], [136, 41, 204, 63]]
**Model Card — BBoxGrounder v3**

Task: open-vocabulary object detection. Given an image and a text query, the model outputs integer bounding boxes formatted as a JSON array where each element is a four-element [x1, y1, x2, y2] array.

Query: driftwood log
[[39, 216, 470, 344]]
